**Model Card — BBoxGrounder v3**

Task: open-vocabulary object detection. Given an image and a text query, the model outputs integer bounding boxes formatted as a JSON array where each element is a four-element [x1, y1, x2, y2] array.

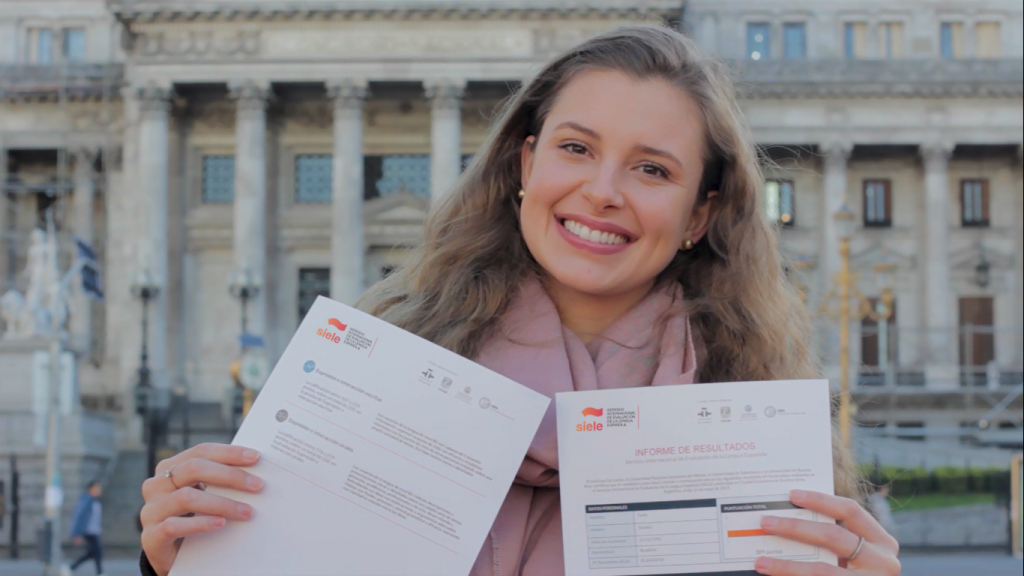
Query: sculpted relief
[[127, 23, 610, 60], [133, 29, 261, 58]]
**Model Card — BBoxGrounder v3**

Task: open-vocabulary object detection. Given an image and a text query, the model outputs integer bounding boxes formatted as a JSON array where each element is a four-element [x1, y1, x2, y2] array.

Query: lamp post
[[229, 266, 260, 337], [821, 206, 898, 449], [229, 266, 261, 424], [833, 205, 857, 449], [131, 269, 162, 477]]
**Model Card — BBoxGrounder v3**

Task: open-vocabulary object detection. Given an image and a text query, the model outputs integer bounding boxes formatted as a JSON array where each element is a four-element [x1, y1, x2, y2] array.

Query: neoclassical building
[[1, 0, 1022, 460]]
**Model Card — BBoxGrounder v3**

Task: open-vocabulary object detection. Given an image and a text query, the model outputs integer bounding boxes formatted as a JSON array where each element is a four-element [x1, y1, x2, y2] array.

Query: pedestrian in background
[[69, 480, 105, 575]]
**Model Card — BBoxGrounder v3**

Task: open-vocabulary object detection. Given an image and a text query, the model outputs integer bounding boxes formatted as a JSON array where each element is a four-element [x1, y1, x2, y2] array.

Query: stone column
[[70, 149, 95, 353], [228, 80, 271, 338], [821, 142, 852, 284], [921, 142, 957, 387], [0, 136, 10, 292], [1015, 145, 1023, 365], [327, 80, 368, 305], [425, 79, 466, 202], [136, 83, 173, 389]]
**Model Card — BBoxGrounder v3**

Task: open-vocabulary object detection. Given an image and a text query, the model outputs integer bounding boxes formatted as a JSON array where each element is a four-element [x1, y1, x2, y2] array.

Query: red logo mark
[[328, 318, 347, 331], [581, 407, 603, 418]]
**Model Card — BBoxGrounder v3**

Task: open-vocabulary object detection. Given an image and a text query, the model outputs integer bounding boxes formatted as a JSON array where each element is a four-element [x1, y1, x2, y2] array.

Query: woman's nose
[[580, 163, 625, 209]]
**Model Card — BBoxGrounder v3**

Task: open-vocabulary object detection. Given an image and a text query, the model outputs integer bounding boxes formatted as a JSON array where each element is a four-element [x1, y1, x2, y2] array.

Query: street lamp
[[229, 265, 261, 337], [131, 268, 164, 477], [833, 204, 856, 450], [975, 244, 991, 289], [819, 205, 899, 449], [229, 266, 261, 428]]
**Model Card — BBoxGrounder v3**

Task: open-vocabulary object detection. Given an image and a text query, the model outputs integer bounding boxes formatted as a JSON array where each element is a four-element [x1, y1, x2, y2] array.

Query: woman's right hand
[[140, 443, 265, 576]]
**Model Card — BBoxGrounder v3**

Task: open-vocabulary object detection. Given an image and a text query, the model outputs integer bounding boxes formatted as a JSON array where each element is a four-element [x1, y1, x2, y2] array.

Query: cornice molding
[[110, 1, 681, 25]]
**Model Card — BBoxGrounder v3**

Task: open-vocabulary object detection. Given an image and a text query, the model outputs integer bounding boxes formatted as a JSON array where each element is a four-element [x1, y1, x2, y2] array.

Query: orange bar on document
[[727, 529, 769, 538]]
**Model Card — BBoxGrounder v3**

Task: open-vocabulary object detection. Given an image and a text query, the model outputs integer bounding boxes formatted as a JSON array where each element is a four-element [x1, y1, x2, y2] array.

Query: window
[[746, 23, 770, 60], [861, 299, 898, 386], [895, 422, 925, 442], [765, 180, 795, 227], [783, 23, 806, 59], [201, 155, 235, 204], [298, 268, 331, 322], [844, 22, 868, 59], [62, 28, 86, 62], [975, 22, 1001, 58], [940, 22, 964, 59], [295, 154, 332, 204], [961, 179, 990, 227], [364, 155, 431, 200], [879, 22, 904, 59], [35, 29, 55, 64], [863, 180, 892, 227], [959, 297, 994, 387]]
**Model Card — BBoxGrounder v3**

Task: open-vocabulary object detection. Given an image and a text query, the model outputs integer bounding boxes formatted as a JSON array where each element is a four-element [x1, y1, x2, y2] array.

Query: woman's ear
[[683, 191, 718, 247], [520, 136, 537, 191]]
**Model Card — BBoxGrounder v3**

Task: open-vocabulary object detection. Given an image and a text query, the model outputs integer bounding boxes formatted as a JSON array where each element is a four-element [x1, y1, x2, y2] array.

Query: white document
[[171, 297, 550, 576], [557, 380, 838, 576]]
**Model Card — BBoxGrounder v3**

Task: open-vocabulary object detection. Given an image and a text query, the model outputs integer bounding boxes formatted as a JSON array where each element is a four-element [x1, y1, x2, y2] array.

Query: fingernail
[[237, 504, 253, 519], [755, 557, 772, 573], [247, 475, 264, 491], [243, 449, 260, 462], [790, 489, 808, 502], [210, 517, 226, 528], [760, 516, 779, 529]]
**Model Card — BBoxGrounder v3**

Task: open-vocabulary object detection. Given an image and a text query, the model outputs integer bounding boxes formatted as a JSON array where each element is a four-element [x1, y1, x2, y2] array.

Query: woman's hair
[[359, 24, 862, 499]]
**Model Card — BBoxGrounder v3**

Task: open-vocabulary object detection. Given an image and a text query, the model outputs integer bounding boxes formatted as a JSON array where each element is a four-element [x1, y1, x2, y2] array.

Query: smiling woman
[[137, 24, 900, 576]]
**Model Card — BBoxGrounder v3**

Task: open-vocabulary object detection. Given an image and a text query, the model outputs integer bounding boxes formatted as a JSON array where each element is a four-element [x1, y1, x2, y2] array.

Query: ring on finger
[[164, 465, 181, 490], [846, 536, 866, 562]]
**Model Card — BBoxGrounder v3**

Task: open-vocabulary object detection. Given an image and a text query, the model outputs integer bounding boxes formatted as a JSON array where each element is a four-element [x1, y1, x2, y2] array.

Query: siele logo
[[317, 318, 348, 344], [577, 407, 604, 432]]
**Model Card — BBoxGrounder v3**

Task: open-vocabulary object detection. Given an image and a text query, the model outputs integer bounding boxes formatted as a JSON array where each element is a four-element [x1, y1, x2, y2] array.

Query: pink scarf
[[469, 277, 699, 576]]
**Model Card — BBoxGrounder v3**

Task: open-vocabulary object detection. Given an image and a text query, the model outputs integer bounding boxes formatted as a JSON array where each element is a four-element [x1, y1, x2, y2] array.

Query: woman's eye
[[640, 163, 670, 179], [559, 142, 588, 155]]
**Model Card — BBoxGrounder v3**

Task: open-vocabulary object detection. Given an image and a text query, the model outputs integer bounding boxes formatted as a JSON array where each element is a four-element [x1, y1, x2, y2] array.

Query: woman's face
[[520, 69, 714, 299]]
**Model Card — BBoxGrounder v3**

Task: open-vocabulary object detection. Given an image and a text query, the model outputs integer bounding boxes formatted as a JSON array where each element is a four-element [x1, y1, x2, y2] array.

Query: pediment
[[365, 193, 430, 225]]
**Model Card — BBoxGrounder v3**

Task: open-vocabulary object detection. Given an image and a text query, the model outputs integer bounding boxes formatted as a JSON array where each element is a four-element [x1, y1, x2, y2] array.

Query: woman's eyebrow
[[635, 144, 683, 170], [554, 121, 601, 141]]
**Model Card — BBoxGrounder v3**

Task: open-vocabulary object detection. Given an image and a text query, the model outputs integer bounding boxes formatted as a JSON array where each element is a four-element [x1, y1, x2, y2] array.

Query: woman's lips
[[555, 216, 634, 255]]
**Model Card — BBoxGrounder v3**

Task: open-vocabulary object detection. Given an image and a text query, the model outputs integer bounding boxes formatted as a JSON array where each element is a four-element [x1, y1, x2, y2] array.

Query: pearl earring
[[683, 239, 694, 250], [518, 189, 526, 199]]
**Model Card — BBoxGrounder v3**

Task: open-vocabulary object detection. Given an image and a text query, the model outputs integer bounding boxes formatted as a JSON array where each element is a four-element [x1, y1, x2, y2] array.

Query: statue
[[1, 289, 34, 339], [0, 227, 68, 339]]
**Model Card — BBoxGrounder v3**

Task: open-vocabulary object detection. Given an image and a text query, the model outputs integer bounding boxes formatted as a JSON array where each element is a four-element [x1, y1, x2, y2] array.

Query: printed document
[[171, 297, 550, 576], [557, 380, 838, 576]]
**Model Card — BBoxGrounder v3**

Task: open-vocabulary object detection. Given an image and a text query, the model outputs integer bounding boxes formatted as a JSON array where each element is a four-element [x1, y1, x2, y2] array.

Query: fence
[[811, 323, 1024, 391]]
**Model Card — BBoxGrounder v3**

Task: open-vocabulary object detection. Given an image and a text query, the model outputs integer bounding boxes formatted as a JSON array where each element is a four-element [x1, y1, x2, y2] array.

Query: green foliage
[[861, 464, 1011, 500]]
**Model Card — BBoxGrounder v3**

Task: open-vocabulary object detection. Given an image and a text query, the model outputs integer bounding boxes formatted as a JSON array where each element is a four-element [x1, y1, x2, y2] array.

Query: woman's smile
[[554, 214, 636, 256]]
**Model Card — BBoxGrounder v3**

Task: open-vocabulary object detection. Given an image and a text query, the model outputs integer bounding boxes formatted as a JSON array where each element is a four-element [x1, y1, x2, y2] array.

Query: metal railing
[[813, 323, 1024, 390], [0, 63, 123, 100]]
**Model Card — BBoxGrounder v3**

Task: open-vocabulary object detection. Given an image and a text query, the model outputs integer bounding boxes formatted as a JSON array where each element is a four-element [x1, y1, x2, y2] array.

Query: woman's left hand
[[755, 490, 901, 576]]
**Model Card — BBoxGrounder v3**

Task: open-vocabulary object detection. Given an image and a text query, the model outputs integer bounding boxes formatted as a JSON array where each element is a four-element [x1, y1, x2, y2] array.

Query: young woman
[[139, 26, 901, 576]]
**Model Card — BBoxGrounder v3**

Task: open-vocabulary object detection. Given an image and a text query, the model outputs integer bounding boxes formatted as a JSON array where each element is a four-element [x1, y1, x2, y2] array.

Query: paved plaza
[[0, 553, 1022, 576]]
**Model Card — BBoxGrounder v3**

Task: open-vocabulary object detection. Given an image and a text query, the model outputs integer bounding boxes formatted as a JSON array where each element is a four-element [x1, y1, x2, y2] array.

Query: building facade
[[1, 0, 1022, 455]]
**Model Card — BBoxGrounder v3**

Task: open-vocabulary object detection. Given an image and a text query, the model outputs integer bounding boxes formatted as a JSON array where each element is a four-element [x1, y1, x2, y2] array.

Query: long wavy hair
[[360, 25, 861, 499]]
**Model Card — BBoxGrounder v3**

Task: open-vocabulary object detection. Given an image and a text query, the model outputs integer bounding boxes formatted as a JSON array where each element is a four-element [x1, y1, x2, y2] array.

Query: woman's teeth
[[562, 219, 629, 245]]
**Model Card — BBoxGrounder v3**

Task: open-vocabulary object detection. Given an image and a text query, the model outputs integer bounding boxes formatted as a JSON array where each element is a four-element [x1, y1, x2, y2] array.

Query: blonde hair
[[360, 25, 861, 499]]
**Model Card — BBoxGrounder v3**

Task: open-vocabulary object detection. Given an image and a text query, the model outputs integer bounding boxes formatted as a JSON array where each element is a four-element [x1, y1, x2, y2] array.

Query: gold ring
[[846, 536, 866, 562], [163, 465, 181, 490]]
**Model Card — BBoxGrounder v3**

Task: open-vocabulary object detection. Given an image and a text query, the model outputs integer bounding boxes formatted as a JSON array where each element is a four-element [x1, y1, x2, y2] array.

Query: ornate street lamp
[[131, 268, 163, 477], [229, 265, 261, 337], [975, 244, 991, 289], [833, 204, 857, 450], [229, 266, 261, 430]]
